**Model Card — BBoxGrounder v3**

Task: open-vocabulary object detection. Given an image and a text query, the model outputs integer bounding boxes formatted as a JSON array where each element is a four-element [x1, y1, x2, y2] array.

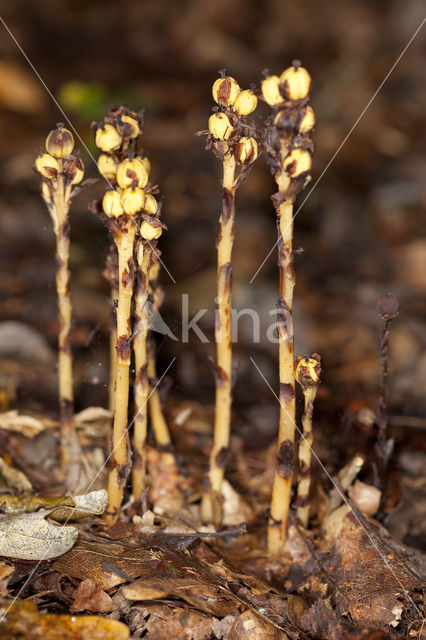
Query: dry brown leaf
[[127, 603, 214, 640], [0, 598, 129, 639], [229, 610, 286, 640], [326, 512, 423, 632], [70, 578, 116, 613]]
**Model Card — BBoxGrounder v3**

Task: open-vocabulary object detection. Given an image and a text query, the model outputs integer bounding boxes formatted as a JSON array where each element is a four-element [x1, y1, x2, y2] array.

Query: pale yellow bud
[[296, 355, 321, 388], [208, 113, 233, 141], [298, 106, 315, 134], [98, 154, 118, 180], [212, 76, 240, 106], [35, 153, 59, 179], [64, 157, 84, 185], [280, 66, 311, 101], [236, 137, 258, 164], [283, 148, 312, 178], [261, 75, 282, 106], [135, 156, 151, 175], [144, 194, 158, 215], [233, 89, 258, 115], [140, 220, 162, 241], [118, 114, 140, 139], [116, 159, 149, 189], [95, 124, 122, 152], [121, 186, 145, 215], [45, 126, 74, 158], [103, 190, 124, 218]]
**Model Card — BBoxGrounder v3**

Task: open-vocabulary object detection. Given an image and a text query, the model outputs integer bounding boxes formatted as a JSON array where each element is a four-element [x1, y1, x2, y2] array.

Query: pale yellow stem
[[108, 285, 118, 414], [296, 385, 317, 527], [105, 220, 137, 525], [52, 162, 80, 490], [132, 244, 151, 501], [268, 164, 296, 555], [201, 153, 236, 525], [147, 339, 175, 466]]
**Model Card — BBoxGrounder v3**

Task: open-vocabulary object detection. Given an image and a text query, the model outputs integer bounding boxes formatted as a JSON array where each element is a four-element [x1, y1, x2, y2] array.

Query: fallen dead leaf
[[0, 510, 78, 560], [0, 411, 48, 438], [0, 598, 129, 639], [70, 578, 116, 613]]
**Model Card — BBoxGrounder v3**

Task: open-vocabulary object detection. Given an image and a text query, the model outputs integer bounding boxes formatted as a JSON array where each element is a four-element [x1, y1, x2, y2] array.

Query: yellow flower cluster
[[262, 63, 315, 180], [94, 109, 162, 241], [208, 75, 259, 165], [35, 125, 84, 204]]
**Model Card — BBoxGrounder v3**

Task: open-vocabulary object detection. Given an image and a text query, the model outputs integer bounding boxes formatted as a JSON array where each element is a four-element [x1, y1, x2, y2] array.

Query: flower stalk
[[262, 63, 315, 554], [200, 73, 258, 525], [294, 354, 321, 527], [103, 244, 119, 414], [36, 124, 84, 490], [147, 265, 176, 466]]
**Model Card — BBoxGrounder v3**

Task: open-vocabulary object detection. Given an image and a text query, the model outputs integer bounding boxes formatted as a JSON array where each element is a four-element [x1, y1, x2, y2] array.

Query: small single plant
[[261, 62, 315, 554], [294, 354, 321, 527], [200, 73, 258, 525], [147, 263, 176, 467], [132, 212, 165, 501], [375, 293, 400, 486], [35, 124, 84, 490], [91, 106, 147, 524]]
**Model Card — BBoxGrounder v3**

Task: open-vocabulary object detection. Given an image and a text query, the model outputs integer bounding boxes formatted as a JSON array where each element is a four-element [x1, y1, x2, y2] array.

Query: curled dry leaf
[[0, 509, 78, 560], [0, 457, 32, 494], [0, 489, 107, 520], [127, 603, 215, 640], [229, 609, 286, 640], [0, 598, 129, 639], [70, 578, 116, 613], [0, 411, 48, 438]]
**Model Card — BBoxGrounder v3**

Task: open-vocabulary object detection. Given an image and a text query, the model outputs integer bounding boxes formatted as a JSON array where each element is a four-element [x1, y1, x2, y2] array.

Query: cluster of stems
[[90, 106, 167, 524], [294, 354, 321, 527], [200, 73, 259, 525], [35, 124, 84, 490], [261, 62, 315, 554]]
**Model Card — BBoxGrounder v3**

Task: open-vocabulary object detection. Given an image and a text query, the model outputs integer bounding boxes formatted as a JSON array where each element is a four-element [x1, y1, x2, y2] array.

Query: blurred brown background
[[0, 0, 425, 426]]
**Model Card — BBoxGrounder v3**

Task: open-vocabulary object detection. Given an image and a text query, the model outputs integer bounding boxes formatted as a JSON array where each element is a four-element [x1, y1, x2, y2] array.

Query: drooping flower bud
[[283, 148, 312, 177], [280, 65, 311, 101], [63, 156, 84, 185], [298, 106, 315, 134], [35, 153, 60, 179], [261, 75, 282, 106], [103, 190, 124, 218], [121, 186, 145, 215], [212, 76, 240, 106], [144, 193, 158, 215], [295, 354, 321, 389], [116, 159, 149, 189], [235, 137, 258, 164], [117, 114, 140, 139], [45, 125, 74, 158], [98, 154, 119, 180], [208, 113, 233, 140], [233, 89, 258, 115], [95, 124, 122, 153], [140, 220, 162, 241]]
